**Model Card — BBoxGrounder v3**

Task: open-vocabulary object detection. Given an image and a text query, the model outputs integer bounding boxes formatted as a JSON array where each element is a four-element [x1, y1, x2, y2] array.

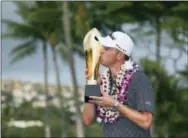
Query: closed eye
[[103, 46, 113, 51], [104, 47, 110, 50]]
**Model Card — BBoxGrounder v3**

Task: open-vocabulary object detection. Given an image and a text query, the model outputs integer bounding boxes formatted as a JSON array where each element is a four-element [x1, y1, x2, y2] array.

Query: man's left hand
[[89, 91, 115, 107]]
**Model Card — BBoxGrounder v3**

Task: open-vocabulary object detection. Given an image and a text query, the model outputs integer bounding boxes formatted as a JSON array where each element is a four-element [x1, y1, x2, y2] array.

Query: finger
[[89, 100, 97, 104], [85, 68, 88, 73], [85, 74, 91, 79], [89, 96, 102, 100], [98, 71, 101, 77], [85, 68, 91, 79], [89, 100, 102, 105], [85, 68, 90, 75]]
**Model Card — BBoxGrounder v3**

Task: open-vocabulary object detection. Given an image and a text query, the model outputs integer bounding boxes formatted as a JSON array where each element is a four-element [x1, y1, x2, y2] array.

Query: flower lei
[[96, 60, 139, 123]]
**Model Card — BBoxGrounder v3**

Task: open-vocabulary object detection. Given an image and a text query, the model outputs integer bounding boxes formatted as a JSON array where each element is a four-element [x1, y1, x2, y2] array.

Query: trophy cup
[[83, 28, 102, 103]]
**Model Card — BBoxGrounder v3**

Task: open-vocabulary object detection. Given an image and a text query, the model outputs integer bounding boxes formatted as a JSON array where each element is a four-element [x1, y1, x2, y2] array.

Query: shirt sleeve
[[135, 73, 155, 115]]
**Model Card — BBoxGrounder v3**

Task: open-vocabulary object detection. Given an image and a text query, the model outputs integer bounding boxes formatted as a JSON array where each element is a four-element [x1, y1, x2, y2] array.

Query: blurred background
[[1, 1, 188, 137]]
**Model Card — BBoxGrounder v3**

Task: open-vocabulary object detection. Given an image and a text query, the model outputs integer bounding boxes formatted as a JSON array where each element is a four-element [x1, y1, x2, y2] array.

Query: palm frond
[[28, 8, 62, 22], [2, 19, 43, 40], [14, 1, 35, 22], [10, 40, 37, 64]]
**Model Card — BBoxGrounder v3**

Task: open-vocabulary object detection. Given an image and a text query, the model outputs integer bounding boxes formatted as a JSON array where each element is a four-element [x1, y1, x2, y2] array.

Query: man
[[82, 31, 154, 137]]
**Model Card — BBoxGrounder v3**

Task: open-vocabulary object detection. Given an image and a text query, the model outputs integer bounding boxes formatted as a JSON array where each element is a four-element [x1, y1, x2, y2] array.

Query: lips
[[99, 56, 103, 62], [99, 58, 102, 62], [99, 56, 102, 61]]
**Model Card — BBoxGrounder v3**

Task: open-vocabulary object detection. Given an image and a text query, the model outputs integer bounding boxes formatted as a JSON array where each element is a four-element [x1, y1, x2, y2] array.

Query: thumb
[[98, 71, 101, 77]]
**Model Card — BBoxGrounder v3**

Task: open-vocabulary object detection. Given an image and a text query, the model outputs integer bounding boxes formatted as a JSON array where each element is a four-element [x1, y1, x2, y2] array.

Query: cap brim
[[98, 36, 116, 48]]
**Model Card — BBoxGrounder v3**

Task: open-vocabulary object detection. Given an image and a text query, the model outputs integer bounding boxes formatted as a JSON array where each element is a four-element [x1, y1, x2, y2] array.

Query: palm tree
[[2, 2, 51, 137], [63, 1, 84, 137], [48, 31, 66, 137], [27, 2, 68, 136]]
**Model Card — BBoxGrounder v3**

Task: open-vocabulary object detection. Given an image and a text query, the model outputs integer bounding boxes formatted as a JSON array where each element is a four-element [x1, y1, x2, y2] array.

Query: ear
[[117, 52, 124, 60]]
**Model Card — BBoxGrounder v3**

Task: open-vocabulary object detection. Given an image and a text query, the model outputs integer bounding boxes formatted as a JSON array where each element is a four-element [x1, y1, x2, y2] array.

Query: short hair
[[124, 54, 130, 61], [115, 49, 130, 61]]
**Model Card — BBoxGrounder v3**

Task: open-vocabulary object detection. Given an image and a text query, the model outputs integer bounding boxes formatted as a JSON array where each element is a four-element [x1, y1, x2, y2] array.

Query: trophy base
[[84, 84, 101, 103], [87, 80, 97, 85]]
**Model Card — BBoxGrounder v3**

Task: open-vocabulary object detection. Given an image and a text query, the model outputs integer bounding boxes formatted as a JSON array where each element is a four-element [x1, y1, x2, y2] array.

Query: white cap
[[98, 31, 134, 56]]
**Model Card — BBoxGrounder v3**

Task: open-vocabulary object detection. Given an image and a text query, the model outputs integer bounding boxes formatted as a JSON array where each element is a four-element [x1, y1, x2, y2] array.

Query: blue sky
[[1, 2, 187, 86]]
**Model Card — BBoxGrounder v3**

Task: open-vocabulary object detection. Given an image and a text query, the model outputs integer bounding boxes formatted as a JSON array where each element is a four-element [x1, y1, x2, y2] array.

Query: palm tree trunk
[[42, 41, 51, 138], [51, 46, 63, 101], [156, 17, 161, 62], [51, 46, 67, 137], [63, 1, 84, 137], [152, 17, 162, 137]]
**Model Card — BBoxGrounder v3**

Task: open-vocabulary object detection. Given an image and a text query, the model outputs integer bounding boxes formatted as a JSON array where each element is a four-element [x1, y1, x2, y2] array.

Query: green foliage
[[164, 2, 188, 54], [2, 19, 43, 40], [84, 122, 102, 137], [140, 58, 188, 137]]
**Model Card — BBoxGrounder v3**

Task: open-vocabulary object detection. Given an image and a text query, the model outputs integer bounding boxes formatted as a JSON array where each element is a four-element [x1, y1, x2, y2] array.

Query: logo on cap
[[109, 33, 116, 40]]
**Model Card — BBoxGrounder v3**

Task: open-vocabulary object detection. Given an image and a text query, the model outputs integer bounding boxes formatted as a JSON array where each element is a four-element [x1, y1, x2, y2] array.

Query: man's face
[[99, 46, 119, 67]]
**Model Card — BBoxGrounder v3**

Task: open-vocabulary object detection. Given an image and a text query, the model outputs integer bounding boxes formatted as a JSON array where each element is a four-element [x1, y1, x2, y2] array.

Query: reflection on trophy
[[83, 28, 102, 103]]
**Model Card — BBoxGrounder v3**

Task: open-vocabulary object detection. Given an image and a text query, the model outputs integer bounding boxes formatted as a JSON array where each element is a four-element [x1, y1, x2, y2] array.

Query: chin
[[100, 61, 107, 67], [100, 59, 108, 67], [99, 59, 104, 65]]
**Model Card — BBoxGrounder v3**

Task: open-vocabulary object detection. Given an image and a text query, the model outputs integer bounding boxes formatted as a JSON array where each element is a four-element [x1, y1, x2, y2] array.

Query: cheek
[[103, 52, 111, 59], [103, 52, 116, 62]]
